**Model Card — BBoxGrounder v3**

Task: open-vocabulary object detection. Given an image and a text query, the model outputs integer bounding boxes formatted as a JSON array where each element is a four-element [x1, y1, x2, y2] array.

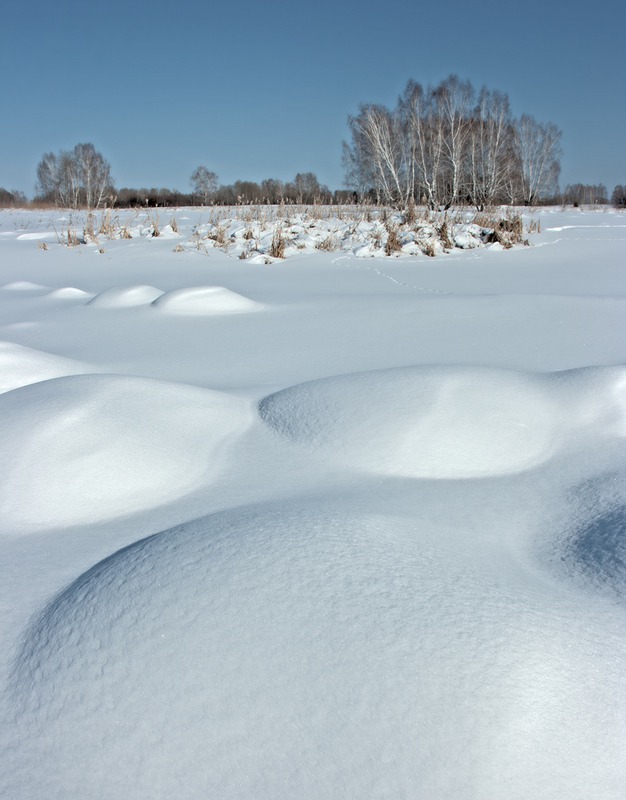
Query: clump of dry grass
[[269, 227, 286, 259], [437, 218, 453, 250], [404, 197, 418, 226], [316, 234, 338, 252], [98, 210, 117, 238], [421, 239, 437, 257], [207, 225, 228, 246], [170, 216, 178, 234], [474, 209, 526, 249], [527, 216, 541, 234], [84, 212, 97, 243], [384, 223, 402, 256], [65, 229, 82, 247]]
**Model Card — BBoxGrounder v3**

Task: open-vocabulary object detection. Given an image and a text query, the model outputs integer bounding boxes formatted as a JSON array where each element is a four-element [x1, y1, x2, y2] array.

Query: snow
[[151, 285, 261, 314], [88, 285, 163, 307], [0, 374, 252, 531], [0, 206, 625, 799]]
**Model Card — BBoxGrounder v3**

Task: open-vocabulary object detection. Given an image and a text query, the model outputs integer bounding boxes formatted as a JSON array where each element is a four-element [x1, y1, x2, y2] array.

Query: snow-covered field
[[0, 206, 625, 799]]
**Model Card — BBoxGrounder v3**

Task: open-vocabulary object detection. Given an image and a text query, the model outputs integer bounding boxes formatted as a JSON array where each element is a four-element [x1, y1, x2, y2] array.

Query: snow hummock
[[0, 374, 252, 530], [7, 497, 626, 799], [151, 286, 261, 314], [259, 365, 626, 478], [88, 285, 164, 307], [0, 341, 88, 394]]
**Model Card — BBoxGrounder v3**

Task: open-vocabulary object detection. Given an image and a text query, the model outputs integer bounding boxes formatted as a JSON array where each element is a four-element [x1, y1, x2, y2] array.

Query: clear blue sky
[[1, 0, 624, 196]]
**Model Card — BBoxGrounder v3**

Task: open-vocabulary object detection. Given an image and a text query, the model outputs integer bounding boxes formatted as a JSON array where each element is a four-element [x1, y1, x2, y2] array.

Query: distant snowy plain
[[0, 207, 625, 799]]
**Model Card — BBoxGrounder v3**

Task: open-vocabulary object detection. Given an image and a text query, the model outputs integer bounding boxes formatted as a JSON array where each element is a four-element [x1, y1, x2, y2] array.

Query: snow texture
[[1, 206, 625, 800]]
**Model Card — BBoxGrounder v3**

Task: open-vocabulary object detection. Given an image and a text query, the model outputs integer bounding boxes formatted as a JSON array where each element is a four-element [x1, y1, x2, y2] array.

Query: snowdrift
[[7, 494, 626, 799], [87, 285, 164, 308], [0, 341, 88, 394], [259, 365, 626, 478], [151, 286, 261, 315], [0, 374, 252, 530]]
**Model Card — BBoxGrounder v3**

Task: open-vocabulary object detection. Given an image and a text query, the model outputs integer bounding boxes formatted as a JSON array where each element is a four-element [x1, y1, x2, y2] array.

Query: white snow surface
[[1, 206, 625, 799]]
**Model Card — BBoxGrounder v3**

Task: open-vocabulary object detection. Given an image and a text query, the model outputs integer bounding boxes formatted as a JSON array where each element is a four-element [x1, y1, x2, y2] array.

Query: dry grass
[[98, 210, 117, 237], [404, 197, 418, 226], [384, 223, 402, 256], [269, 227, 286, 259], [316, 234, 338, 252], [207, 225, 228, 246], [437, 218, 453, 250], [527, 217, 541, 234], [473, 209, 526, 249], [421, 239, 437, 257], [84, 213, 97, 243], [150, 214, 160, 237]]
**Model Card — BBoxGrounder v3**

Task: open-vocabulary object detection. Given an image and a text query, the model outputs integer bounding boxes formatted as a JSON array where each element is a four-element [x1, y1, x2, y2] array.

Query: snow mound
[[7, 501, 626, 798], [152, 286, 261, 315], [15, 232, 54, 241], [0, 375, 251, 530], [47, 287, 92, 300], [0, 341, 87, 394], [0, 281, 49, 293], [259, 365, 626, 479], [87, 285, 164, 308]]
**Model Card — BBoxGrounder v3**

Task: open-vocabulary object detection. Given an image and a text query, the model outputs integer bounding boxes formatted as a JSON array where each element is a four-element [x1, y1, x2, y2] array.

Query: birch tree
[[36, 144, 113, 208], [468, 88, 516, 208], [190, 166, 218, 205], [515, 114, 562, 205]]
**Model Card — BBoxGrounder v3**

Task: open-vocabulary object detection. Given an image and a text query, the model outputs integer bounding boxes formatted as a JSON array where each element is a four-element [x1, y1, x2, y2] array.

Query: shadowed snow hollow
[[151, 286, 261, 314], [6, 501, 626, 799], [0, 374, 251, 530], [259, 365, 626, 479]]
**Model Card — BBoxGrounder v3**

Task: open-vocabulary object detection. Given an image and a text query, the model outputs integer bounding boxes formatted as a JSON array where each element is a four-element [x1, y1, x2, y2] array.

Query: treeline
[[343, 74, 563, 209], [0, 188, 28, 207], [120, 173, 354, 207], [26, 144, 354, 208], [1, 83, 624, 211]]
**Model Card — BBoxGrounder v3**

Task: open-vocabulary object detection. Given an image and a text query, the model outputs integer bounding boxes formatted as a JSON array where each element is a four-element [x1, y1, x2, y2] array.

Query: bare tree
[[563, 183, 608, 206], [190, 166, 218, 205], [467, 88, 517, 209], [344, 75, 562, 210], [398, 80, 443, 208], [36, 144, 113, 208], [515, 115, 562, 205], [433, 75, 474, 207], [73, 143, 112, 209], [345, 104, 407, 206], [261, 178, 284, 203]]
